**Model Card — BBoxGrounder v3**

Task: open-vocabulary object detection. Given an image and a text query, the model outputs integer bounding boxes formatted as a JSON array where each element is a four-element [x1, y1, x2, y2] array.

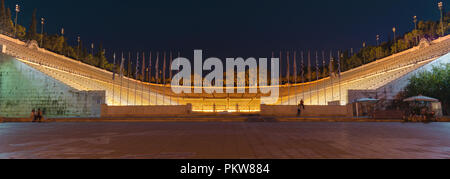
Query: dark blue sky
[[5, 0, 448, 59]]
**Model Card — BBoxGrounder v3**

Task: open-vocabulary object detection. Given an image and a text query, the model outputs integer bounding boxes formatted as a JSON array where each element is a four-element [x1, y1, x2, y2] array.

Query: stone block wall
[[0, 54, 105, 118], [260, 105, 351, 117], [377, 53, 450, 100], [347, 53, 450, 103], [101, 104, 192, 117]]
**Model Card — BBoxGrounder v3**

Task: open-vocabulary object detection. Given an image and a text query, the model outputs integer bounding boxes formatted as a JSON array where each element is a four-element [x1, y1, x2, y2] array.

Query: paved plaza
[[0, 122, 449, 159]]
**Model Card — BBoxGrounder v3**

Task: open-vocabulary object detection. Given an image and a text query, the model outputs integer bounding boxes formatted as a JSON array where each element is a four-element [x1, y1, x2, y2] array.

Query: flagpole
[[287, 51, 290, 105], [338, 50, 342, 104], [279, 51, 283, 104], [163, 51, 167, 85], [322, 50, 326, 105], [156, 52, 159, 84], [155, 52, 159, 105], [170, 52, 173, 82], [149, 51, 152, 105], [135, 52, 139, 106], [112, 53, 116, 105], [316, 51, 319, 105], [308, 51, 312, 105], [330, 51, 333, 101], [142, 52, 145, 106], [128, 52, 131, 106], [287, 51, 290, 84], [169, 51, 173, 105], [163, 51, 166, 105], [294, 51, 297, 104], [301, 51, 305, 102], [177, 51, 181, 105], [271, 51, 275, 104], [272, 51, 278, 103], [120, 52, 123, 106]]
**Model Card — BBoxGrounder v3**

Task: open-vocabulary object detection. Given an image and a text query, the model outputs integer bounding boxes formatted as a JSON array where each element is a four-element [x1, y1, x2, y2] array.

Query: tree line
[[284, 11, 449, 84], [0, 0, 112, 72]]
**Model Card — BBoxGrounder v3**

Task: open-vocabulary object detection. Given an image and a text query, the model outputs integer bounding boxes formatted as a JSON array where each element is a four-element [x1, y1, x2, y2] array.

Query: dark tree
[[26, 9, 38, 41], [404, 63, 450, 115], [96, 43, 107, 69], [4, 7, 13, 33], [0, 0, 6, 26]]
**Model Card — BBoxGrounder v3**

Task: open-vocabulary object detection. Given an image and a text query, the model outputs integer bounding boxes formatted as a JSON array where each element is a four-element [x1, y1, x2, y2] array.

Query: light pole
[[392, 27, 397, 53], [376, 35, 380, 59], [413, 16, 418, 30], [14, 4, 20, 38], [77, 36, 81, 61], [438, 2, 444, 37], [61, 28, 65, 55], [91, 43, 94, 56], [362, 42, 366, 65], [40, 18, 45, 47], [413, 16, 418, 45], [376, 35, 380, 46]]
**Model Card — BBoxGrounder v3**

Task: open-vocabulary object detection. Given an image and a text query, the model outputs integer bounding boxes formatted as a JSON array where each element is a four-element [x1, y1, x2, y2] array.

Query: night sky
[[5, 0, 448, 61]]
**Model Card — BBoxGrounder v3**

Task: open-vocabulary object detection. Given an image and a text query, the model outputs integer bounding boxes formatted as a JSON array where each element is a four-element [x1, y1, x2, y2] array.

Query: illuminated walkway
[[0, 122, 449, 159]]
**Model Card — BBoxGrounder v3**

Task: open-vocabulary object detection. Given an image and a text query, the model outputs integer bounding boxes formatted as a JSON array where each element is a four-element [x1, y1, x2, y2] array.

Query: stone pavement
[[0, 122, 449, 159]]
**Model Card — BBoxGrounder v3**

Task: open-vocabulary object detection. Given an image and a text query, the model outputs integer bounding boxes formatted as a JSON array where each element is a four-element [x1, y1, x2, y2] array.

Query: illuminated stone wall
[[347, 52, 450, 103], [260, 105, 351, 117], [377, 52, 450, 99], [0, 54, 105, 118], [101, 104, 192, 117]]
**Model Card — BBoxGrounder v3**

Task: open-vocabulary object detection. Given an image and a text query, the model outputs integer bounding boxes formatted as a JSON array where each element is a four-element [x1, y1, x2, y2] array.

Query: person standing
[[36, 109, 42, 122], [300, 99, 305, 110], [31, 109, 36, 122], [297, 103, 302, 116]]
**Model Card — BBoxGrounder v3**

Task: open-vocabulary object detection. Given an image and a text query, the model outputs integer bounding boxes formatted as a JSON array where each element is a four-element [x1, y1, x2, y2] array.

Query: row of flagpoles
[[109, 50, 343, 83], [112, 52, 181, 83], [107, 50, 343, 106], [275, 50, 343, 105], [109, 51, 181, 105]]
